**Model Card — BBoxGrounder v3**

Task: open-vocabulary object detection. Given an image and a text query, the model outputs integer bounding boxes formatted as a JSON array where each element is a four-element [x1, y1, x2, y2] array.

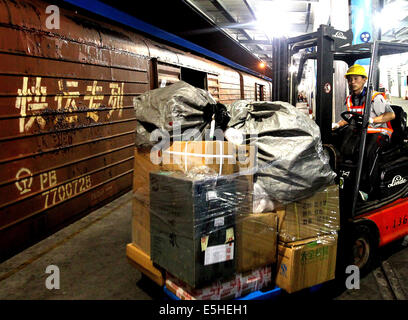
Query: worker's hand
[[332, 123, 340, 130], [368, 117, 374, 124]]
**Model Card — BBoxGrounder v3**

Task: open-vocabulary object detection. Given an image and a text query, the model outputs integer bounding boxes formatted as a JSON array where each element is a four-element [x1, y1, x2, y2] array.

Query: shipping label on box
[[276, 235, 338, 294]]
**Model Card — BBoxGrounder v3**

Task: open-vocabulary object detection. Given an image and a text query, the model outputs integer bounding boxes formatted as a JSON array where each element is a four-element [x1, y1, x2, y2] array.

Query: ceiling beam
[[221, 23, 310, 33], [243, 0, 257, 20], [239, 40, 272, 45], [305, 2, 311, 32], [252, 49, 272, 55], [262, 0, 319, 2], [209, 0, 235, 23], [208, 0, 254, 41]]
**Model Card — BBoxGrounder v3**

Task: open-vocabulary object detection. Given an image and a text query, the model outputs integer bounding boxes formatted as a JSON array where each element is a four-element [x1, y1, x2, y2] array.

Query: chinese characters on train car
[[12, 76, 126, 208], [15, 77, 125, 133]]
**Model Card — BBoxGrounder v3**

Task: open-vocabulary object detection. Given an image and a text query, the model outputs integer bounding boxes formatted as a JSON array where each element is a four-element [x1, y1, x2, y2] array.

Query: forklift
[[272, 25, 408, 274]]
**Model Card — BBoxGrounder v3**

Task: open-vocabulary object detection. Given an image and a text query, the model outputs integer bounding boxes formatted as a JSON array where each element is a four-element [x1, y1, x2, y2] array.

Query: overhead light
[[254, 0, 291, 38], [259, 61, 266, 69], [375, 1, 407, 33]]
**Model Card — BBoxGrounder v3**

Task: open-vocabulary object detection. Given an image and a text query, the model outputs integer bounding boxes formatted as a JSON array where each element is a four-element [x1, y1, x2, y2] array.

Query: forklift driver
[[333, 64, 395, 199]]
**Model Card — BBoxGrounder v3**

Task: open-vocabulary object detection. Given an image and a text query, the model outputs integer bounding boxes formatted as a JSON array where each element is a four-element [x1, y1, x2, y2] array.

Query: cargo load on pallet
[[129, 83, 341, 297], [138, 145, 339, 292]]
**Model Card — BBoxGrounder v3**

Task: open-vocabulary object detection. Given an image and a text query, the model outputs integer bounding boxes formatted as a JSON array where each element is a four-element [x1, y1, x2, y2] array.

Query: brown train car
[[241, 73, 273, 101], [0, 0, 272, 261]]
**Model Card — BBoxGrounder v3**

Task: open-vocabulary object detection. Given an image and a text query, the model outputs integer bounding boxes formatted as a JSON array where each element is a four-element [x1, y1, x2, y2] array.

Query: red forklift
[[272, 25, 408, 274]]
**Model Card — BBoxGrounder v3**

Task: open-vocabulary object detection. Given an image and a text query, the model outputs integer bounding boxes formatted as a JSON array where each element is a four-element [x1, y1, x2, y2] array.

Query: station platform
[[0, 191, 407, 301]]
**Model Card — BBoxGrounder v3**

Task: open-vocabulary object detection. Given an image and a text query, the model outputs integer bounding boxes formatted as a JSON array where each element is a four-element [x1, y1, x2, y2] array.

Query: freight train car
[[0, 0, 272, 260]]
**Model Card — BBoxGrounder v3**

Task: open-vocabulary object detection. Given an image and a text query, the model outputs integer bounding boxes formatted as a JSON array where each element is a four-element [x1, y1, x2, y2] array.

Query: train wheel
[[351, 224, 377, 274]]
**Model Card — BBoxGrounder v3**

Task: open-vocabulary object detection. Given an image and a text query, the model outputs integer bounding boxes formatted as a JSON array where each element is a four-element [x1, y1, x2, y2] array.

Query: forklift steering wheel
[[341, 111, 364, 124]]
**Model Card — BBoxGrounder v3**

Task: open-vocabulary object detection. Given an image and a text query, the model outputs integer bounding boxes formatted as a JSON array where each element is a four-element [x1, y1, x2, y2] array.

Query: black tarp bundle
[[227, 100, 336, 203], [133, 81, 229, 147]]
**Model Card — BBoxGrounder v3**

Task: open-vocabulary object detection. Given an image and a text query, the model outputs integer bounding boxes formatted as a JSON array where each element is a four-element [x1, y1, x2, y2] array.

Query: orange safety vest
[[345, 91, 393, 138]]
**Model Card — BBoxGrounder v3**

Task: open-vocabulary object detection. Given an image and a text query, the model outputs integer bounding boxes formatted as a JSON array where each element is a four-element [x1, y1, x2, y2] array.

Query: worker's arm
[[371, 95, 395, 124], [371, 111, 395, 124], [332, 119, 348, 130], [337, 119, 349, 127]]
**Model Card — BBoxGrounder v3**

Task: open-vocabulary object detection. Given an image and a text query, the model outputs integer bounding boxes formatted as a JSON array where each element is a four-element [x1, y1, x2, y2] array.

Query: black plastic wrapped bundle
[[227, 100, 336, 204], [133, 81, 230, 147]]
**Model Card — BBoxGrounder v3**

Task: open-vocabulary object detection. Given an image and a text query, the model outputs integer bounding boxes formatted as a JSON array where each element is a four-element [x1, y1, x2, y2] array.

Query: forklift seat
[[389, 105, 407, 146]]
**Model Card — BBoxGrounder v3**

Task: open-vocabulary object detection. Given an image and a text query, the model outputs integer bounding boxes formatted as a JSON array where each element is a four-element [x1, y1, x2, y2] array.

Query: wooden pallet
[[126, 243, 164, 286]]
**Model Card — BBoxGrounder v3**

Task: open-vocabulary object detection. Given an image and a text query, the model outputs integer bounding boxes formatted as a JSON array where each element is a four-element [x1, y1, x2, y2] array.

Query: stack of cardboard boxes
[[130, 140, 340, 298], [274, 185, 340, 293]]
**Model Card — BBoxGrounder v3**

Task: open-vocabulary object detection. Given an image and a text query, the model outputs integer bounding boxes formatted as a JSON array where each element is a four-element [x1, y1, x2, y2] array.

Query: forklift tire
[[350, 224, 378, 275]]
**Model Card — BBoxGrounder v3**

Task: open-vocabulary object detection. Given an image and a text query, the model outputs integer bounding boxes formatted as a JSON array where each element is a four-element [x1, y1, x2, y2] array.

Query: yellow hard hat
[[345, 64, 368, 78]]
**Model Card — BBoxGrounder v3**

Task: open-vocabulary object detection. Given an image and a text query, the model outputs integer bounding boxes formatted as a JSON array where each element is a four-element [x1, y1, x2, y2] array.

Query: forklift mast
[[272, 24, 408, 218], [272, 24, 353, 144]]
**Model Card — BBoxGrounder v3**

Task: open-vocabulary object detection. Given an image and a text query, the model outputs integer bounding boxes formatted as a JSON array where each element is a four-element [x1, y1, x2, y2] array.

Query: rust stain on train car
[[0, 0, 150, 260]]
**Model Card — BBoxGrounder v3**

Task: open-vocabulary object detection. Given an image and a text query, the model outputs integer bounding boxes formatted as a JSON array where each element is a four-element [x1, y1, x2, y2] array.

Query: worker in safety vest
[[333, 64, 395, 133], [333, 64, 395, 199]]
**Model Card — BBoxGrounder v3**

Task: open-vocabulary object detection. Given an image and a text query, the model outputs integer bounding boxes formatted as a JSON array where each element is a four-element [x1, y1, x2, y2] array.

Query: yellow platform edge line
[[126, 243, 164, 286]]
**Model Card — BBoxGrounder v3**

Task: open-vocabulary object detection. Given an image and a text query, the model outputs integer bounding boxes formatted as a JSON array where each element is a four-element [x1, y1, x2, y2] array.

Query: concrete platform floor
[[0, 190, 407, 300], [0, 192, 163, 300]]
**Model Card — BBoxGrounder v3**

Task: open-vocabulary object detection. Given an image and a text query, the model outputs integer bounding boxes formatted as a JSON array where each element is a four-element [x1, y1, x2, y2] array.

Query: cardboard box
[[236, 212, 278, 273], [150, 171, 245, 288], [131, 148, 162, 255], [276, 185, 340, 242], [276, 235, 337, 293], [133, 148, 161, 203], [162, 141, 256, 212], [165, 265, 272, 300], [162, 141, 256, 176], [131, 197, 151, 255], [131, 142, 256, 257]]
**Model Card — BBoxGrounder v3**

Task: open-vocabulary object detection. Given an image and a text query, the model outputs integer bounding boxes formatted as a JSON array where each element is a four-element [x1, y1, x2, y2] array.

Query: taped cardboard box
[[162, 141, 256, 176], [163, 141, 255, 211], [132, 197, 150, 255], [133, 148, 161, 203], [276, 185, 340, 242], [132, 142, 255, 257], [131, 148, 161, 255], [150, 171, 248, 288], [276, 235, 337, 294], [166, 265, 272, 300], [236, 212, 278, 273]]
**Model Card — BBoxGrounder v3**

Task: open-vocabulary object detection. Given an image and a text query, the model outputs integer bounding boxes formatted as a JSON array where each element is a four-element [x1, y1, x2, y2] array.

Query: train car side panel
[[0, 0, 150, 260]]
